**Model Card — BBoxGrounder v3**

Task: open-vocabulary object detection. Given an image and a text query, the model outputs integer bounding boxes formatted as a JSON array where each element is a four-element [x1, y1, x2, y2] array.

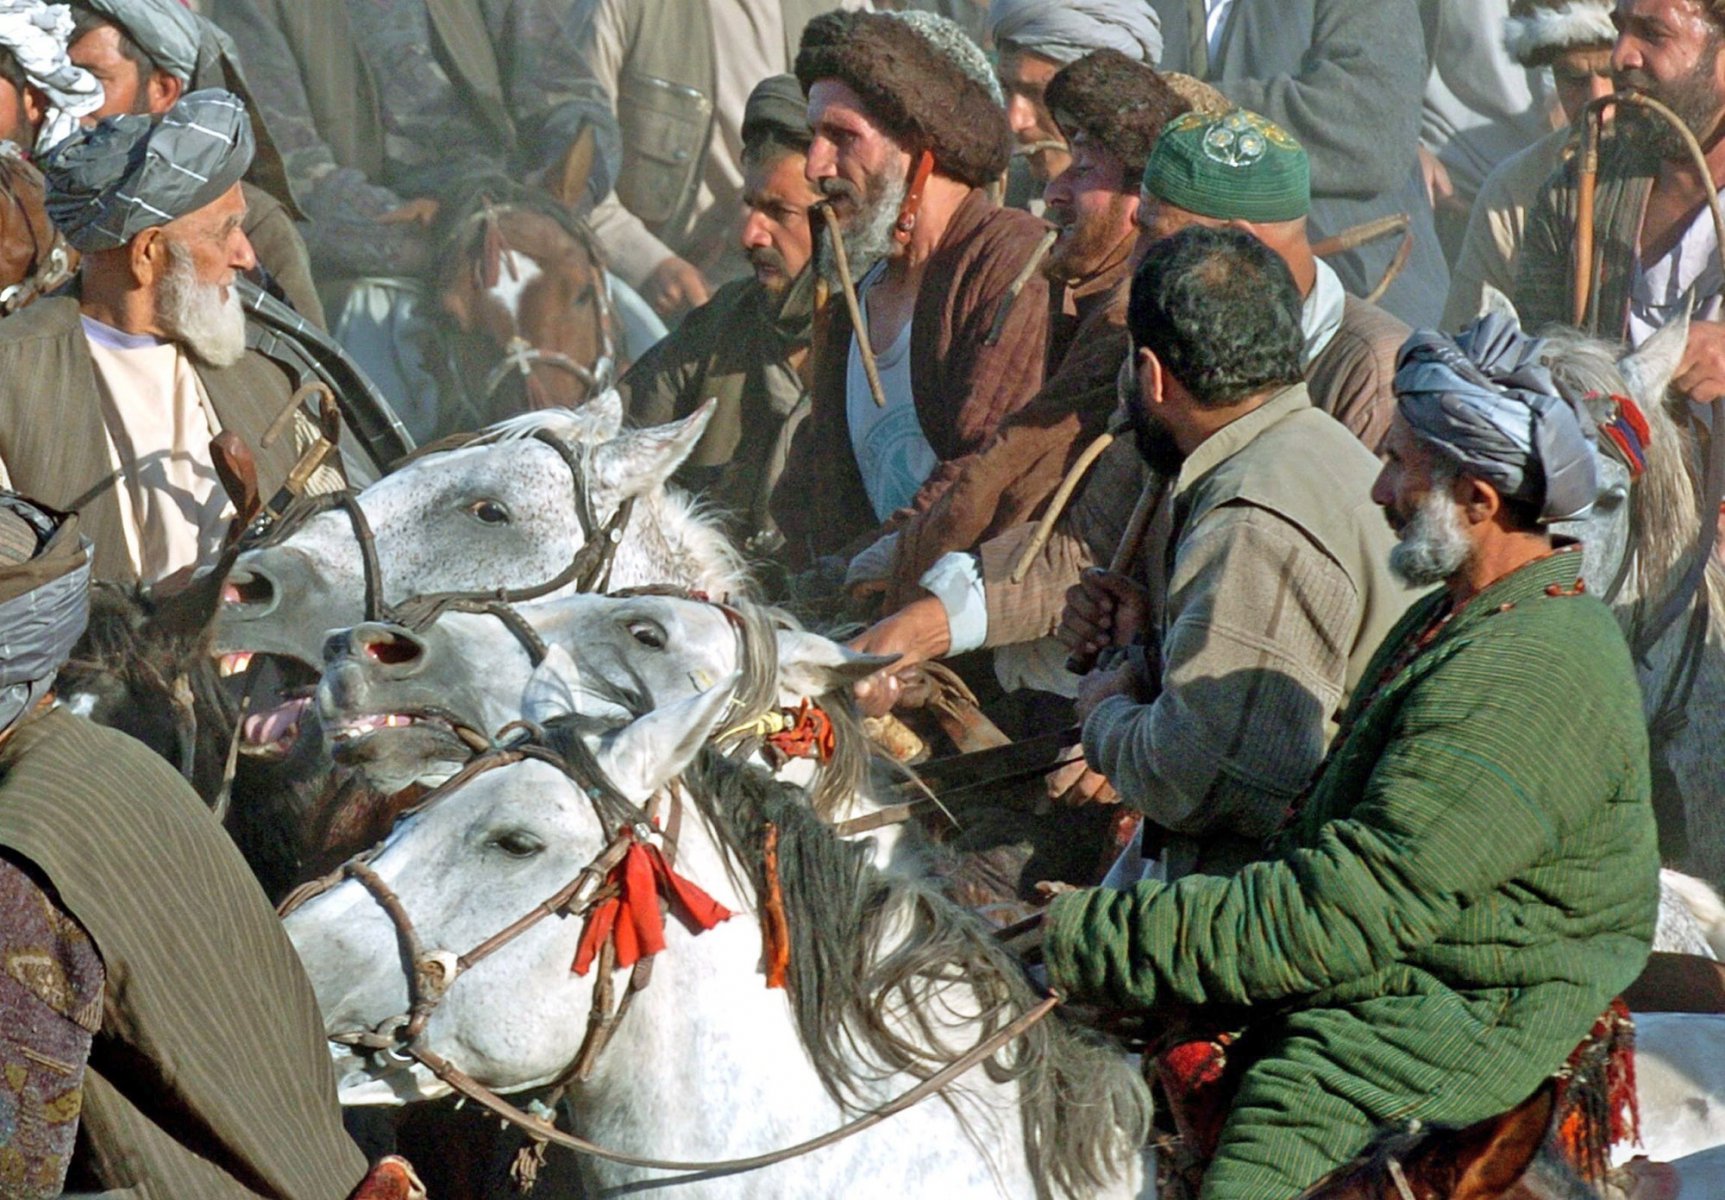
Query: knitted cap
[[1504, 0, 1615, 68], [1142, 109, 1309, 223], [796, 9, 1011, 188]]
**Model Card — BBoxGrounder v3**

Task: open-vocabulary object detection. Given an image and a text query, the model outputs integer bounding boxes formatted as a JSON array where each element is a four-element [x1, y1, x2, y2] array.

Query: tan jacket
[[1080, 384, 1420, 877]]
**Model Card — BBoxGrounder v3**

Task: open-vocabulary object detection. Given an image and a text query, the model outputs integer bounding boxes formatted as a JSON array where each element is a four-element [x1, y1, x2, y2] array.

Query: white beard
[[1389, 488, 1473, 587], [816, 171, 907, 287], [156, 241, 247, 368]]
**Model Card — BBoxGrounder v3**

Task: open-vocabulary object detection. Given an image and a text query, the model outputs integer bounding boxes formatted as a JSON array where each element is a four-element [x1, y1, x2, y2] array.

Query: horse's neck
[[569, 816, 1033, 1197]]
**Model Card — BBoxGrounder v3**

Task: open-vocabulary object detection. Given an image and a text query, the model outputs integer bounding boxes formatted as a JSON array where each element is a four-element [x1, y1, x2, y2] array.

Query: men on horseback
[[771, 9, 1055, 567], [619, 74, 820, 550], [0, 491, 372, 1198], [65, 0, 324, 326], [0, 91, 331, 583], [1041, 312, 1660, 1200], [1516, 0, 1725, 402]]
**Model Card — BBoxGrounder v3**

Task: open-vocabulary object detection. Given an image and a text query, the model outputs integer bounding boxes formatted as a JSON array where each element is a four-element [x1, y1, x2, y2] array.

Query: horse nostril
[[354, 624, 426, 669], [222, 568, 274, 608]]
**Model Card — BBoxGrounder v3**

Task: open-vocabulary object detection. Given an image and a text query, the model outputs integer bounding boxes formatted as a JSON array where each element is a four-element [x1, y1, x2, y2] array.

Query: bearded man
[[852, 50, 1188, 617], [1042, 312, 1658, 1200], [65, 0, 323, 325], [618, 75, 821, 549], [0, 90, 312, 583], [1517, 0, 1725, 403], [0, 492, 372, 1198], [852, 111, 1411, 720], [772, 9, 1054, 567], [987, 0, 1165, 187]]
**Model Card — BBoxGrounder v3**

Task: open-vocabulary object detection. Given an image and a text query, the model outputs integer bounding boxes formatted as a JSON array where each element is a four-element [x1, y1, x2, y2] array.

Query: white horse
[[212, 390, 750, 756], [312, 592, 917, 869], [286, 684, 1151, 1198]]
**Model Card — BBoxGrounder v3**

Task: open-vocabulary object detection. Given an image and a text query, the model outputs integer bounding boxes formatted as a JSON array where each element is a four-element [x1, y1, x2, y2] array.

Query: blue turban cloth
[[0, 493, 90, 735], [41, 88, 254, 252], [1394, 314, 1600, 523], [988, 0, 1163, 66]]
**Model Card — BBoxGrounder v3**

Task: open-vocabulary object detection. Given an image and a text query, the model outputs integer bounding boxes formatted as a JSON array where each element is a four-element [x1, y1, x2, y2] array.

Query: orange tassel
[[760, 822, 791, 989], [574, 830, 733, 976]]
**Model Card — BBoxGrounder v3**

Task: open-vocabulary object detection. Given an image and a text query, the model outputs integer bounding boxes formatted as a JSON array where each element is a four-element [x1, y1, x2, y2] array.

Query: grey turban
[[78, 0, 200, 84], [0, 493, 90, 736], [1394, 314, 1600, 523], [42, 88, 253, 251], [989, 0, 1163, 66]]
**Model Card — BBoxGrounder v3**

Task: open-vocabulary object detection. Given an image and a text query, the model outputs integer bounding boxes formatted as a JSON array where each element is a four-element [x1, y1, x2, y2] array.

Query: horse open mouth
[[326, 709, 478, 762], [216, 652, 322, 758]]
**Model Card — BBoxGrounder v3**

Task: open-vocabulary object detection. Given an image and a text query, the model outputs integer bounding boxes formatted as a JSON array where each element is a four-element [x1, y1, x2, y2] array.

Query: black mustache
[[747, 246, 787, 273]]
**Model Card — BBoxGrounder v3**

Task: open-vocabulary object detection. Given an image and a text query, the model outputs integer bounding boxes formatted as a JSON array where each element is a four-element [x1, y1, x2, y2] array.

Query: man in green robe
[[1043, 313, 1660, 1199]]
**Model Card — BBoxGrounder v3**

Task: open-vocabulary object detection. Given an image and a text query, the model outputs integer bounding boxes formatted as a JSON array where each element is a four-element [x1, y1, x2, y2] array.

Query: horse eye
[[626, 620, 667, 649], [489, 829, 544, 859], [466, 499, 511, 526]]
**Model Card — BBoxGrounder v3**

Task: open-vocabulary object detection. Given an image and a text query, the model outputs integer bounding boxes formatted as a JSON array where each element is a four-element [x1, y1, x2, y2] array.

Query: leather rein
[[279, 718, 1060, 1184]]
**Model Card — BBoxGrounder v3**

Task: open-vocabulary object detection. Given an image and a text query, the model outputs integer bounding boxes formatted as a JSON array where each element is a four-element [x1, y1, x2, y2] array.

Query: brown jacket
[[0, 297, 301, 582], [879, 240, 1133, 609], [771, 189, 1053, 565], [978, 294, 1407, 651]]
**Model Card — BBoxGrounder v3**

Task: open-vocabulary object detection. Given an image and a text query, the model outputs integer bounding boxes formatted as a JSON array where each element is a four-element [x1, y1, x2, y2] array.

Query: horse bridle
[[279, 718, 1060, 1185], [466, 202, 618, 404], [234, 427, 636, 630]]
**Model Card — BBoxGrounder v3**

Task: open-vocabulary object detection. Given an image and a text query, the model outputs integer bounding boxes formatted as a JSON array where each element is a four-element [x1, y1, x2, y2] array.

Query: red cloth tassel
[[574, 831, 734, 976], [766, 699, 836, 763], [760, 823, 791, 989]]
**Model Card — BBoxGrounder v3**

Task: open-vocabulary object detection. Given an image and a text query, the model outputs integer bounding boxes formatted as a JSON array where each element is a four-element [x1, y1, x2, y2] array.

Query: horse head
[[211, 394, 738, 762], [435, 192, 619, 431]]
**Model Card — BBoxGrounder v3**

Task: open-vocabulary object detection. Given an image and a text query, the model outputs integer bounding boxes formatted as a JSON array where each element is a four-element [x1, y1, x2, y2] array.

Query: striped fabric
[[1046, 549, 1660, 1200], [0, 706, 367, 1199]]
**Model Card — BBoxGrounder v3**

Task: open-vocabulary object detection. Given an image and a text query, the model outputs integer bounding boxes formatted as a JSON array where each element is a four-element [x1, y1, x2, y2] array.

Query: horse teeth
[[218, 652, 254, 677], [384, 714, 410, 728]]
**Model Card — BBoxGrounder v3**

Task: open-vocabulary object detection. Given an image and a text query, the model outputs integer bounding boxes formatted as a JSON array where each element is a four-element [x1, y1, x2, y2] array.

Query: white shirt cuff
[[920, 551, 988, 655]]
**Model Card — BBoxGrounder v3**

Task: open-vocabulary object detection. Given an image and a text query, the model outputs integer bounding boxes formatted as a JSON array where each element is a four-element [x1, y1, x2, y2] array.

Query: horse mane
[[677, 748, 1152, 1197], [631, 481, 755, 599], [1537, 326, 1725, 634]]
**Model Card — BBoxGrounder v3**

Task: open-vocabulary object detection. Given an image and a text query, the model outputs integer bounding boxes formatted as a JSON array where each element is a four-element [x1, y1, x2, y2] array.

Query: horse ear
[[522, 644, 581, 723], [776, 629, 898, 697], [595, 671, 739, 802], [589, 399, 716, 501], [1620, 309, 1690, 407], [578, 388, 625, 442], [1475, 285, 1521, 326]]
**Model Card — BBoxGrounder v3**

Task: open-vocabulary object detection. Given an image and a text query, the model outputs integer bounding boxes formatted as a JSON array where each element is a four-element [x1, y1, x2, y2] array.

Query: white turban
[[988, 0, 1163, 67], [0, 0, 101, 156]]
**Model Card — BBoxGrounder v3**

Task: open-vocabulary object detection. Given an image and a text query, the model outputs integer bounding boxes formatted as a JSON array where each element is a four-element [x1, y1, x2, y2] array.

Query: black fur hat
[[1044, 49, 1193, 191], [795, 9, 1012, 189]]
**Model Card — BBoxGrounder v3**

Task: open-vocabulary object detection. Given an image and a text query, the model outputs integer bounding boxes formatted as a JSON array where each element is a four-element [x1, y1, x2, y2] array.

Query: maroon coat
[[772, 189, 1053, 565]]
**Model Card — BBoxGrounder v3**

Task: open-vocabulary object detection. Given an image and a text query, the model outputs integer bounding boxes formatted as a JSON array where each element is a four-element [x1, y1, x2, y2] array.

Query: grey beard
[[815, 172, 907, 288], [156, 241, 247, 368], [1388, 488, 1473, 587]]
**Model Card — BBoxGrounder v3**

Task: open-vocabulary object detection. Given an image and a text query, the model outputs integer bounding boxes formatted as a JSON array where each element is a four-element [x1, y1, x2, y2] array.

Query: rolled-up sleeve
[[1082, 504, 1356, 839]]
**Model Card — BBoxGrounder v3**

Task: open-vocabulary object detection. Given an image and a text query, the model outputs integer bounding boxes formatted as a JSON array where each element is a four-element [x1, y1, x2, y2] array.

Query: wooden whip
[[818, 202, 887, 408], [1010, 431, 1116, 584], [1065, 476, 1161, 675]]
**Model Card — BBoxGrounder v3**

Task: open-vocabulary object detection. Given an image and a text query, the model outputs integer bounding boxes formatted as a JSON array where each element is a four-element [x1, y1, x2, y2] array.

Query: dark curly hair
[[1126, 225, 1305, 409]]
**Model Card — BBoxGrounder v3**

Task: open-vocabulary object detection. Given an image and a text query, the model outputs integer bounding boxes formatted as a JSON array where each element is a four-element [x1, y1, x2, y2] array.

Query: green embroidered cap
[[1142, 109, 1310, 223]]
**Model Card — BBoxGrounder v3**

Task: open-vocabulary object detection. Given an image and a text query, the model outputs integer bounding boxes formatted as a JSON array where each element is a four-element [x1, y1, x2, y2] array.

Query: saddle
[[1154, 1002, 1640, 1200]]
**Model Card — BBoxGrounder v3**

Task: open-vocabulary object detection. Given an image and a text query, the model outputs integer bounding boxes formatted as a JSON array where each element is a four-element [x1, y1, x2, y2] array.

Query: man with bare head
[[772, 9, 1054, 566]]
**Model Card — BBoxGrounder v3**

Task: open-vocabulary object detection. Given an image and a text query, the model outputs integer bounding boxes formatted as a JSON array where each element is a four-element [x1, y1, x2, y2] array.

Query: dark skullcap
[[1394, 313, 1600, 523], [42, 88, 253, 252], [0, 492, 89, 735], [742, 74, 811, 155], [76, 0, 200, 84]]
